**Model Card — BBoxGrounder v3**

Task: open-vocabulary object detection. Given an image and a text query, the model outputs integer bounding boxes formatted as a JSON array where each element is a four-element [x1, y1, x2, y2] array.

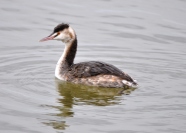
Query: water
[[0, 0, 186, 133]]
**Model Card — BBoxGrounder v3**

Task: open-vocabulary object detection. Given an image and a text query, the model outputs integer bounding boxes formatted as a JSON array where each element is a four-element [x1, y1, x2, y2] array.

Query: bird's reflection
[[43, 78, 136, 130]]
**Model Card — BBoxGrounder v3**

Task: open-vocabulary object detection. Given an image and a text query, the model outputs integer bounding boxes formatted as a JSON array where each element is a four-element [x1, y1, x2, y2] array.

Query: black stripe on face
[[54, 32, 60, 37], [48, 32, 60, 38]]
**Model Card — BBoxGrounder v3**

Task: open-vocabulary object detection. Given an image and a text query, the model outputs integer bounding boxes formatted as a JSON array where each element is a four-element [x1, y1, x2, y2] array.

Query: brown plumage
[[68, 74, 126, 88]]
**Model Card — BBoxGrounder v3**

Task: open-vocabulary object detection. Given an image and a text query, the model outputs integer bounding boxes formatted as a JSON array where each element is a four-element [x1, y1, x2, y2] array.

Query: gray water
[[0, 0, 186, 133]]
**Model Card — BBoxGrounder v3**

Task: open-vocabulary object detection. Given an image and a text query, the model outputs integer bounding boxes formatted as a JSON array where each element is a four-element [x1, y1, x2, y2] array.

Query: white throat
[[55, 43, 71, 80]]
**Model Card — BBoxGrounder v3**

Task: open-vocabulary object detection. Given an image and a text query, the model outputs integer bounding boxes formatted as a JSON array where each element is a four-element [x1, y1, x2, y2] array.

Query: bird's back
[[63, 61, 137, 88]]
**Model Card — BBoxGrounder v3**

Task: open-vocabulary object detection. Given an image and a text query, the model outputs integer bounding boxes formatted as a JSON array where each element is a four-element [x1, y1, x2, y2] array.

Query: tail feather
[[122, 79, 138, 88]]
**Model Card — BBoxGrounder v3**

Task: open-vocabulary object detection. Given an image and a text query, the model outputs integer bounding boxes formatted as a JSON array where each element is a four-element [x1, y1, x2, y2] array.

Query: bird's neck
[[55, 38, 77, 80]]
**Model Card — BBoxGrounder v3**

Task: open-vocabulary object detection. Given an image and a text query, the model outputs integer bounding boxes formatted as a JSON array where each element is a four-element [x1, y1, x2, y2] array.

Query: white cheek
[[54, 33, 65, 41]]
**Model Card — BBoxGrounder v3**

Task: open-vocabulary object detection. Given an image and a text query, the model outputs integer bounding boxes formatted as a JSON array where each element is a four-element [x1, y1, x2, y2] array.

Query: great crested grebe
[[40, 23, 138, 88]]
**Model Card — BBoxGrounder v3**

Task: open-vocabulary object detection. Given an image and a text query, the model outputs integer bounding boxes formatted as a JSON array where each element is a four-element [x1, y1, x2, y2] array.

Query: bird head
[[40, 23, 75, 43]]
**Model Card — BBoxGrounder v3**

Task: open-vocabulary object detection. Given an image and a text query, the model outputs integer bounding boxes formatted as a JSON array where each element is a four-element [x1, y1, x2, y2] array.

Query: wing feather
[[67, 61, 134, 82]]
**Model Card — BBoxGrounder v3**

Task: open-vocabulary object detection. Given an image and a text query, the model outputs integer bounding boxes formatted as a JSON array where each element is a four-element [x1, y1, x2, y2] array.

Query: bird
[[40, 23, 138, 88]]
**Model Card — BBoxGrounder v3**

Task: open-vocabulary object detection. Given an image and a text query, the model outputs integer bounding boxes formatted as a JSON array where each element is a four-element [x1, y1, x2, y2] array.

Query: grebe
[[40, 23, 138, 88]]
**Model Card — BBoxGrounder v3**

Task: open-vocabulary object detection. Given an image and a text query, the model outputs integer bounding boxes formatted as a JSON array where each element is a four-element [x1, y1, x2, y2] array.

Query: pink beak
[[39, 35, 55, 42]]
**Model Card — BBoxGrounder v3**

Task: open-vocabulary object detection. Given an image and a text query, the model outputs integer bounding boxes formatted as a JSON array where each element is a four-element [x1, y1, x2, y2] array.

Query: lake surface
[[0, 0, 186, 133]]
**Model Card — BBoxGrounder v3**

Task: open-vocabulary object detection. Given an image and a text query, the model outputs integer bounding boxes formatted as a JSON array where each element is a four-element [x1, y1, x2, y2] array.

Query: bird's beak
[[39, 33, 56, 42]]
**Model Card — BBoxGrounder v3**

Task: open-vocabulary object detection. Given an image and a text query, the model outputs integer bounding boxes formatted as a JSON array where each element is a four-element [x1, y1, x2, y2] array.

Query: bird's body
[[40, 23, 138, 88]]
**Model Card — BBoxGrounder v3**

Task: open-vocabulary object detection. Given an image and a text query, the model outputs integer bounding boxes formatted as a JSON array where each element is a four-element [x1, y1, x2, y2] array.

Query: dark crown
[[53, 23, 69, 33]]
